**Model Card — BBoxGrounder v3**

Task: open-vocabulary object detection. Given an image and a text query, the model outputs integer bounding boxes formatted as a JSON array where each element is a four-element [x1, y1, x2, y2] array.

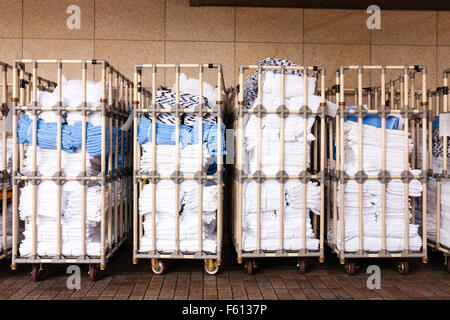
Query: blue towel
[[344, 107, 399, 129], [137, 116, 192, 148], [433, 117, 439, 130], [17, 115, 130, 160], [17, 114, 74, 152]]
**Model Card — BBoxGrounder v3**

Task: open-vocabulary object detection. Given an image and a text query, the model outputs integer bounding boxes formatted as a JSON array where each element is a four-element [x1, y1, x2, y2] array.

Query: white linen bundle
[[17, 76, 121, 258], [18, 180, 111, 257], [241, 69, 322, 252], [330, 120, 423, 252], [138, 180, 218, 253], [139, 143, 211, 175], [241, 179, 321, 251]]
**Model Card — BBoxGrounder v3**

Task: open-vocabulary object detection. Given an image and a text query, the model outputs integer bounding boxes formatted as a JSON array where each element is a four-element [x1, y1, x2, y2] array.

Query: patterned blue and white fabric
[[154, 90, 216, 126]]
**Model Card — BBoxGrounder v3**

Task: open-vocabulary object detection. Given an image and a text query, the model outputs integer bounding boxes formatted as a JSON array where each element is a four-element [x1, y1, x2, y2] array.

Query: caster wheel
[[345, 261, 356, 275], [151, 259, 165, 275], [398, 260, 409, 275], [31, 264, 42, 282], [298, 258, 307, 274], [246, 259, 254, 275], [88, 264, 98, 281], [204, 260, 219, 275]]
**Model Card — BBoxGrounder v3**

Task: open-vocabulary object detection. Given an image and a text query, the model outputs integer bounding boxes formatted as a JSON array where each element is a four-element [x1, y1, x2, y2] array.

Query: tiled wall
[[0, 0, 449, 89]]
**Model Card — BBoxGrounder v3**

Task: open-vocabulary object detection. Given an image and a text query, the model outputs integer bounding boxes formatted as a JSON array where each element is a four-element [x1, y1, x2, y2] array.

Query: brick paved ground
[[0, 240, 448, 300]]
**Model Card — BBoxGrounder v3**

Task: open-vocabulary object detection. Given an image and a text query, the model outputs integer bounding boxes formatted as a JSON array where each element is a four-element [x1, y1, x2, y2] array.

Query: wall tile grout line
[[164, 0, 167, 85], [93, 0, 96, 81], [13, 37, 447, 47], [369, 19, 372, 88], [233, 6, 236, 85], [21, 0, 23, 59], [436, 10, 439, 87]]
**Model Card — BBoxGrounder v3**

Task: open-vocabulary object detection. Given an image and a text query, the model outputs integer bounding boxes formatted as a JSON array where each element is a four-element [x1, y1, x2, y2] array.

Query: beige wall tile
[[95, 40, 165, 86], [0, 39, 22, 83], [95, 0, 165, 40], [165, 41, 234, 87], [0, 0, 22, 38], [437, 46, 450, 86], [304, 44, 371, 89], [166, 0, 234, 41], [235, 42, 303, 75], [438, 12, 450, 45], [372, 10, 437, 46], [0, 39, 22, 64], [371, 45, 437, 89], [23, 39, 94, 81], [304, 9, 370, 44], [236, 7, 302, 43], [23, 0, 94, 39]]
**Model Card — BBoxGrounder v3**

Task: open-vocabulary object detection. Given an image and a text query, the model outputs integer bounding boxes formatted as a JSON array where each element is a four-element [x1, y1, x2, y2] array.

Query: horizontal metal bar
[[135, 108, 219, 114], [13, 258, 103, 264], [332, 248, 426, 259], [13, 237, 128, 264], [18, 59, 102, 64], [427, 241, 450, 254], [0, 251, 12, 260], [344, 65, 422, 71], [238, 251, 322, 258], [136, 175, 217, 180], [243, 65, 319, 71], [138, 63, 220, 69], [241, 174, 321, 180], [135, 253, 219, 260]]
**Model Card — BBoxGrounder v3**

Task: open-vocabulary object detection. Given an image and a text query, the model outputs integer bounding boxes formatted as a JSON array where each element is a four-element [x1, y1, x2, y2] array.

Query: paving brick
[[0, 244, 449, 300]]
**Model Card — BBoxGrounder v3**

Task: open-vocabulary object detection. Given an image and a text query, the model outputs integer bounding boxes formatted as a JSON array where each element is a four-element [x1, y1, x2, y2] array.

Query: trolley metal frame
[[428, 69, 450, 270], [132, 64, 226, 274], [0, 61, 56, 261], [10, 60, 132, 280], [232, 65, 327, 273], [329, 65, 429, 274]]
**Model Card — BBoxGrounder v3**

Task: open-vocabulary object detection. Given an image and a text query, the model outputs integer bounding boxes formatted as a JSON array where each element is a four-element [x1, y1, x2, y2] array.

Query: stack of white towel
[[0, 138, 13, 172], [242, 180, 321, 251], [422, 128, 450, 248], [138, 75, 221, 254], [18, 76, 115, 258], [139, 180, 217, 253], [0, 204, 13, 250], [329, 120, 423, 252], [139, 143, 210, 175], [19, 180, 108, 257], [0, 138, 13, 251], [241, 69, 322, 252], [21, 146, 101, 177], [425, 179, 450, 248]]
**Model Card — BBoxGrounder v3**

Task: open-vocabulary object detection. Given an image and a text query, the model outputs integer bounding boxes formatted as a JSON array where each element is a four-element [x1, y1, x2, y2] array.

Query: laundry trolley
[[426, 70, 450, 273], [0, 62, 56, 262], [231, 64, 327, 275], [11, 60, 133, 281], [132, 64, 226, 275], [328, 65, 429, 275]]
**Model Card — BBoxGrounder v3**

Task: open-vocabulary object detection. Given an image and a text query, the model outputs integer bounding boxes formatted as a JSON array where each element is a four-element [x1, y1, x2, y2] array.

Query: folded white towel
[[22, 146, 100, 177], [260, 71, 316, 98], [139, 143, 210, 175]]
